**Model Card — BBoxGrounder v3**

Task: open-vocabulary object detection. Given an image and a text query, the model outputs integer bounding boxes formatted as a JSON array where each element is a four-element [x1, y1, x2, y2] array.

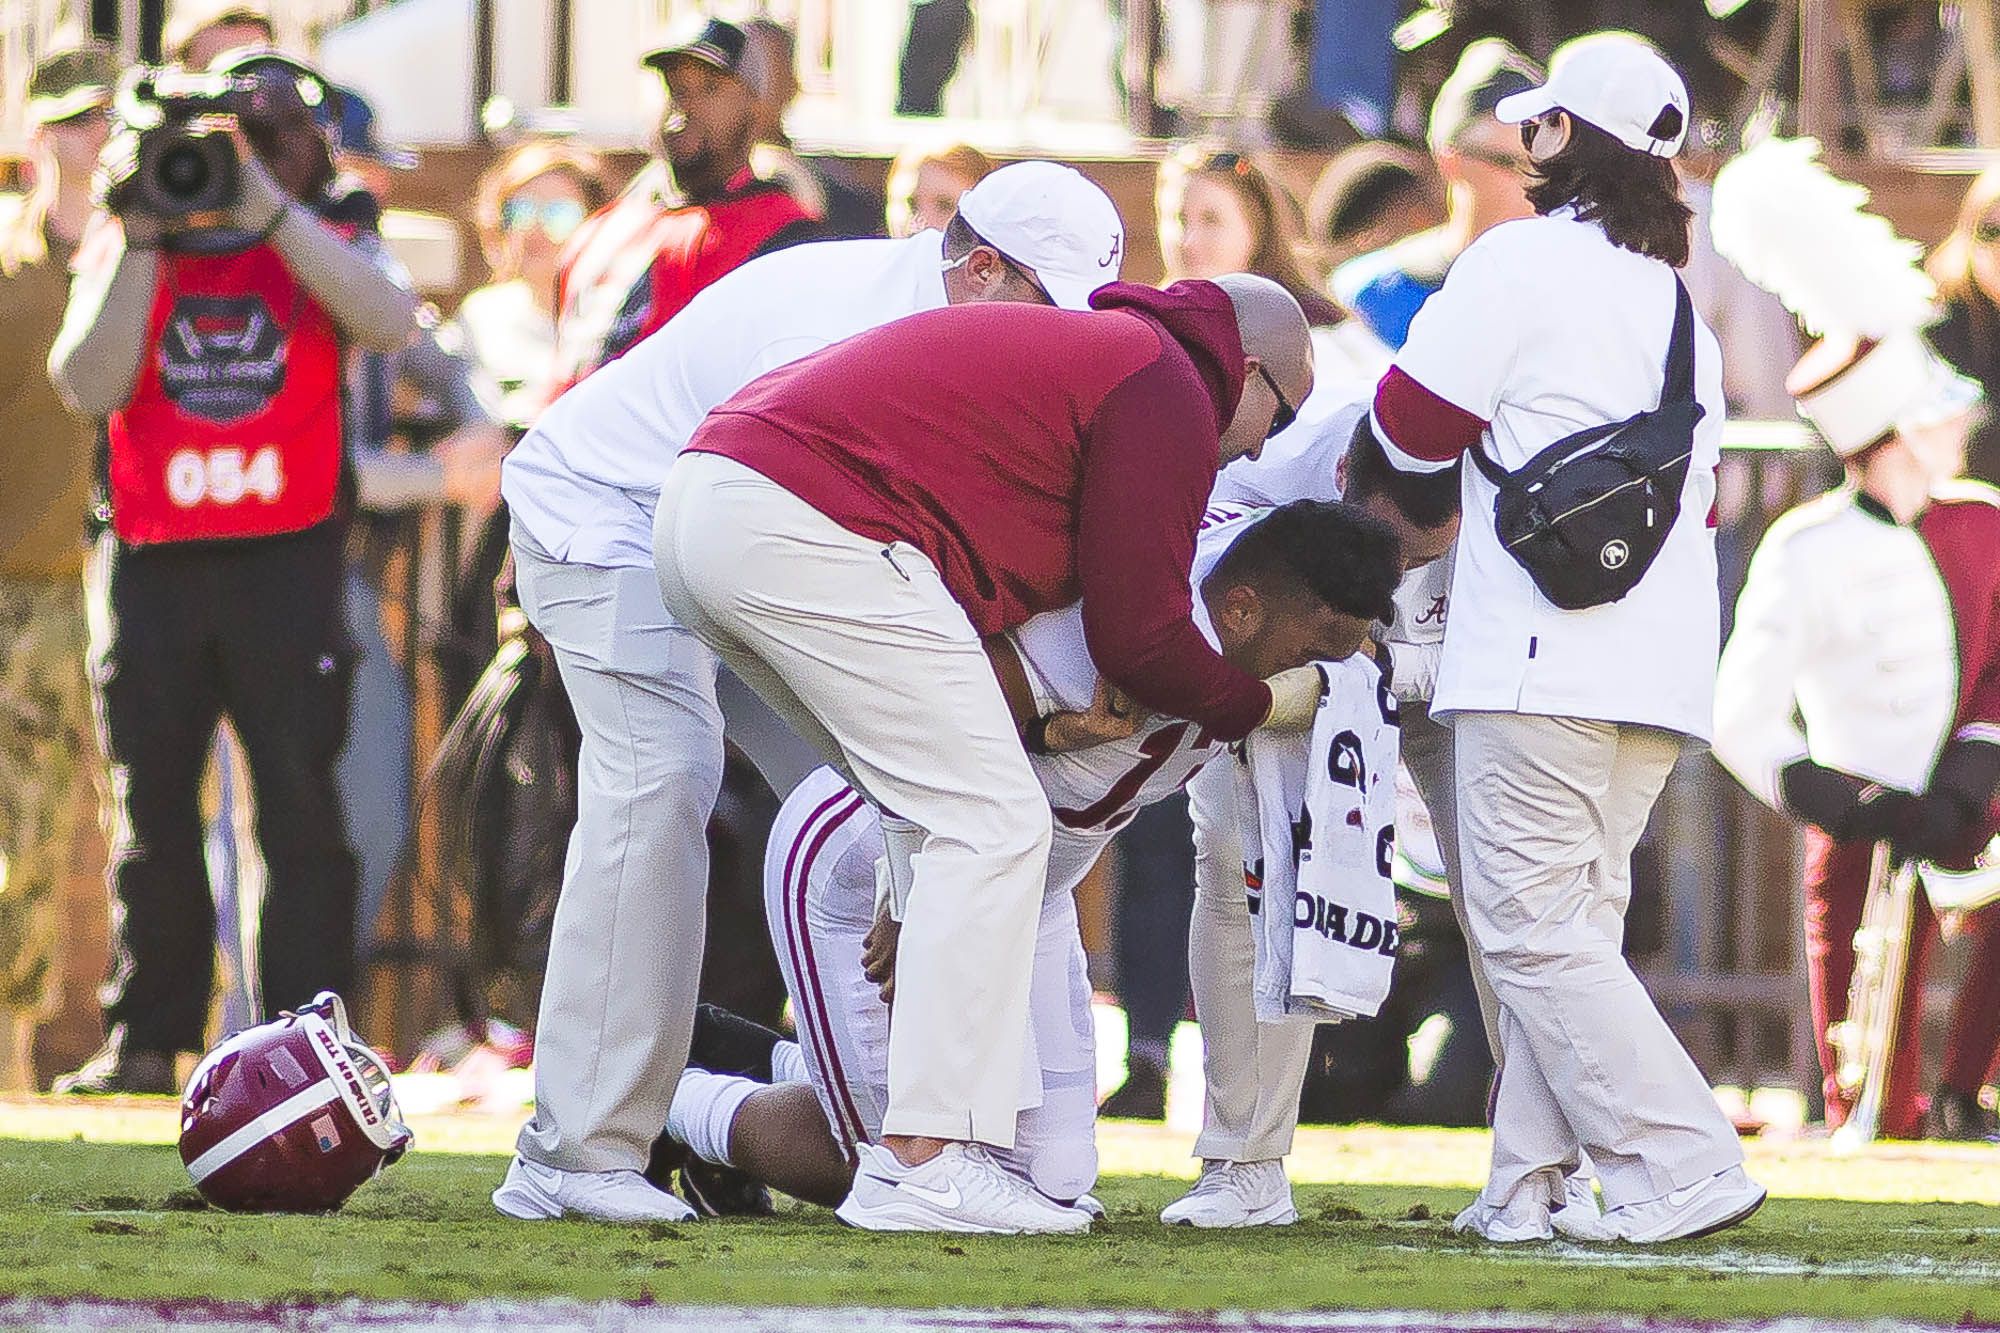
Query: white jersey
[[1007, 503, 1275, 890]]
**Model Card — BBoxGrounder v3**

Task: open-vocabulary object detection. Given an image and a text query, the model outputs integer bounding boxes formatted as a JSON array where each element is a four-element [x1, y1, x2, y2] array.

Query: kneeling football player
[[649, 499, 1404, 1222]]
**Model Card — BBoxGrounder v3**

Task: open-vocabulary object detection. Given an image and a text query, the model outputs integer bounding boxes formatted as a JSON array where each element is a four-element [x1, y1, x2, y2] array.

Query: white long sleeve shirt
[[501, 231, 949, 568]]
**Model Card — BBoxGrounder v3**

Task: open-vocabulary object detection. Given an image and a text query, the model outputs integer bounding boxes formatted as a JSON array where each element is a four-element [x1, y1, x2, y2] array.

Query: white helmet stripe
[[184, 1079, 341, 1183]]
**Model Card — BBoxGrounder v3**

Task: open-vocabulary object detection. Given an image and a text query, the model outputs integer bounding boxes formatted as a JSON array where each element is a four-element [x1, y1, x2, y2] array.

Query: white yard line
[[0, 1303, 1982, 1333]]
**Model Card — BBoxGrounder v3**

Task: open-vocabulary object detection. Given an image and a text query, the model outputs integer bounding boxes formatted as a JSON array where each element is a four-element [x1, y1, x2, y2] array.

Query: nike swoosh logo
[[897, 1178, 962, 1209]]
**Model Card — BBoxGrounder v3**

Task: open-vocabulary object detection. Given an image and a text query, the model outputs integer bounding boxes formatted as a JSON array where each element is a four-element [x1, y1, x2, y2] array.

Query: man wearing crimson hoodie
[[655, 275, 1318, 1234]]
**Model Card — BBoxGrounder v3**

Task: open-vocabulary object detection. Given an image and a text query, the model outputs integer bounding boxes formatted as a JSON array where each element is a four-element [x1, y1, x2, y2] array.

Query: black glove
[[1779, 760, 1919, 843], [1892, 739, 2000, 864]]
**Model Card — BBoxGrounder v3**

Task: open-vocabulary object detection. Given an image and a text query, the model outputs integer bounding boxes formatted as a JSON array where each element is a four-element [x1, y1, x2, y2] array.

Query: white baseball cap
[[1494, 31, 1690, 158], [956, 160, 1127, 311]]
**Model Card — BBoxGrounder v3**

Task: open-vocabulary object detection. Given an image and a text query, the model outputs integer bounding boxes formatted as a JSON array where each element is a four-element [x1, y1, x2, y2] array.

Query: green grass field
[[4, 1100, 2000, 1324]]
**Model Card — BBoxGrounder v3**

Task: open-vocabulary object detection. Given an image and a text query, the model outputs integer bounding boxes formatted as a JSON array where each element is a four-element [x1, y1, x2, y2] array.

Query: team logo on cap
[[1599, 540, 1630, 570]]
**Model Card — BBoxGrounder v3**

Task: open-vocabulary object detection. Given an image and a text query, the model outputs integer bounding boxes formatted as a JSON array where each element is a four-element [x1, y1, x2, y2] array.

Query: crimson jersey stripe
[[782, 788, 871, 1157]]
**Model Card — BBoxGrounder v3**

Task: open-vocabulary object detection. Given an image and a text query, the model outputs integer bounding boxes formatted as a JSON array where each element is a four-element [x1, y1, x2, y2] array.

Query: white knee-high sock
[[667, 1067, 759, 1167], [771, 1039, 809, 1086]]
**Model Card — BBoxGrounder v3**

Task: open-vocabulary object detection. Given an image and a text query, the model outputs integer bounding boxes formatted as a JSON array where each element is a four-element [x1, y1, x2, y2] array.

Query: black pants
[[1112, 791, 1195, 1055], [96, 524, 359, 1054], [1299, 889, 1494, 1127]]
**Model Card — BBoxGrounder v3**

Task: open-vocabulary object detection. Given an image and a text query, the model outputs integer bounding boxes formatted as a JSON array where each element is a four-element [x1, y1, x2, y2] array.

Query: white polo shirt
[[502, 231, 950, 568], [1379, 213, 1724, 740]]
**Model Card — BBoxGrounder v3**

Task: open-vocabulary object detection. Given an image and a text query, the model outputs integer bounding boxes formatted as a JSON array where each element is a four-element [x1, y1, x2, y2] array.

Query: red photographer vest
[[106, 234, 345, 545], [550, 169, 814, 394]]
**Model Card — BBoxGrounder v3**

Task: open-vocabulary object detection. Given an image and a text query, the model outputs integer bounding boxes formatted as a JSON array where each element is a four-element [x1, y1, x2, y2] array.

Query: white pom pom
[[1710, 136, 1935, 340]]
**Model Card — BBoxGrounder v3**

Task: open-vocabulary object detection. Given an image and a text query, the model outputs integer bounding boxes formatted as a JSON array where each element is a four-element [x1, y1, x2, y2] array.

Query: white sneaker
[[1453, 1188, 1553, 1243], [1598, 1166, 1767, 1244], [1549, 1173, 1618, 1242], [1159, 1159, 1298, 1228], [491, 1156, 696, 1223], [835, 1142, 1092, 1235]]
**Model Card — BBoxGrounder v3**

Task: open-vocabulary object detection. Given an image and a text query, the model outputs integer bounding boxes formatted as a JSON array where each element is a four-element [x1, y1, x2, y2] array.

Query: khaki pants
[[511, 536, 725, 1173], [1186, 704, 1474, 1161], [655, 454, 1052, 1146], [1453, 711, 1742, 1209]]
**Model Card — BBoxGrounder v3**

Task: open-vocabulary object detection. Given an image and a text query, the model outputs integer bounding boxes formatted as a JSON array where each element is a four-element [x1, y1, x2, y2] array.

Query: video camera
[[107, 65, 305, 217]]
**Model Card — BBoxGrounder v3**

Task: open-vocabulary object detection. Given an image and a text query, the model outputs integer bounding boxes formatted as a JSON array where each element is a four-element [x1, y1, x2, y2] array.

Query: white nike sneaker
[[492, 1156, 696, 1223], [835, 1142, 1092, 1235], [1453, 1188, 1554, 1243], [1159, 1159, 1299, 1228], [1598, 1166, 1767, 1244], [1549, 1172, 1617, 1242]]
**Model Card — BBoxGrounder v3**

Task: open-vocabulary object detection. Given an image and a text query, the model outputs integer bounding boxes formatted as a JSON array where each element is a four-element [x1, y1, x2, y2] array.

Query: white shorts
[[764, 766, 1100, 1200]]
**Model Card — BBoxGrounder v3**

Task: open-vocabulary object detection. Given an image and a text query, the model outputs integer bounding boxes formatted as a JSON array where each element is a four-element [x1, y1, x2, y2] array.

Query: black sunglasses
[[1257, 363, 1298, 439]]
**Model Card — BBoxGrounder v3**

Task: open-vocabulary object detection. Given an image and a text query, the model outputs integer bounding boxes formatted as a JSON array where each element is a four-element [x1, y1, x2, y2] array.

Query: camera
[[108, 67, 266, 216]]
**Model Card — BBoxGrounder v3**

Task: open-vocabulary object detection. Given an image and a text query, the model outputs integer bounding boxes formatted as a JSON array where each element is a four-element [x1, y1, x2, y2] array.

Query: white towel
[[1238, 654, 1401, 1023]]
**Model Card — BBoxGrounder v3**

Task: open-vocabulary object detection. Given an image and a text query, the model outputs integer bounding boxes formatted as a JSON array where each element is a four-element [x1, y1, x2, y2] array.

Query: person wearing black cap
[[47, 48, 418, 1093], [1330, 38, 1541, 353], [548, 17, 821, 393]]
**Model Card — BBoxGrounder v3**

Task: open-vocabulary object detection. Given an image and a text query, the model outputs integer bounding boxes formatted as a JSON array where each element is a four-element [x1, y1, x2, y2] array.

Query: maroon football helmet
[[178, 992, 413, 1212]]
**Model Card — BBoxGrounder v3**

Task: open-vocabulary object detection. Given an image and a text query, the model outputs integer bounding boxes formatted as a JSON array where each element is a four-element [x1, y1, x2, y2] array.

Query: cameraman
[[48, 51, 417, 1093]]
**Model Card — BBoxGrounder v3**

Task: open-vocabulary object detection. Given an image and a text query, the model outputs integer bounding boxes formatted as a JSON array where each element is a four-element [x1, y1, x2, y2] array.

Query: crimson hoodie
[[684, 279, 1274, 741]]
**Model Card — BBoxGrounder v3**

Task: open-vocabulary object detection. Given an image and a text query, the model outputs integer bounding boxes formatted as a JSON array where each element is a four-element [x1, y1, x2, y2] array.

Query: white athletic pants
[[656, 453, 1052, 1147], [1452, 712, 1744, 1210], [1186, 703, 1483, 1162], [511, 532, 725, 1172], [764, 768, 1099, 1200]]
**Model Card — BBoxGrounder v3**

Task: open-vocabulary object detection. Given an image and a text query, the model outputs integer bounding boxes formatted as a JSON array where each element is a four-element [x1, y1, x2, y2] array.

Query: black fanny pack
[[1469, 279, 1703, 611]]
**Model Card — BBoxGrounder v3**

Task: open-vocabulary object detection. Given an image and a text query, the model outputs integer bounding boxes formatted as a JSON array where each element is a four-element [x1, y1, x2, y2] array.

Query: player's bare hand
[[1042, 677, 1149, 752], [861, 899, 901, 1005]]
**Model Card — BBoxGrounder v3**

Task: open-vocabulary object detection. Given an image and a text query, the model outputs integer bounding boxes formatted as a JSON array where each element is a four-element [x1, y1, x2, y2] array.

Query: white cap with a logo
[[1495, 31, 1690, 158], [956, 160, 1127, 311]]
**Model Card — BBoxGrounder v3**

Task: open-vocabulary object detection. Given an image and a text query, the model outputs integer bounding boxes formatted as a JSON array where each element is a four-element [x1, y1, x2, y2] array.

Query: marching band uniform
[[1714, 333, 2000, 1139]]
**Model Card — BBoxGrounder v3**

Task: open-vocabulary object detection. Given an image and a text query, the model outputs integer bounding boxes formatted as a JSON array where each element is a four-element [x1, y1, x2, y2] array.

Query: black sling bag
[[1468, 278, 1702, 611]]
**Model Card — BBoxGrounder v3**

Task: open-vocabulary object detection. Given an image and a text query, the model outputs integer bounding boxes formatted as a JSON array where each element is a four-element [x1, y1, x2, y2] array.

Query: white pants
[[511, 532, 725, 1172], [656, 453, 1053, 1146], [1186, 758, 1317, 1162], [764, 767, 1099, 1200], [1186, 703, 1479, 1162], [1399, 703, 1498, 1058], [1453, 711, 1743, 1209]]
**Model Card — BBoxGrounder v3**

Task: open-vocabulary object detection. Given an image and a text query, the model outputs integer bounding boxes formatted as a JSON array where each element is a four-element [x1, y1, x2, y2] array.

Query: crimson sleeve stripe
[[1372, 366, 1487, 469]]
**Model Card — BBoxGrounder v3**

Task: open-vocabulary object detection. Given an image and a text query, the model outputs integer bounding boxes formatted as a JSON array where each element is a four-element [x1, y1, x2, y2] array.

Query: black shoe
[[1927, 1087, 2000, 1142], [1099, 1053, 1167, 1120], [53, 1038, 177, 1096], [690, 1003, 785, 1082], [679, 1158, 775, 1217]]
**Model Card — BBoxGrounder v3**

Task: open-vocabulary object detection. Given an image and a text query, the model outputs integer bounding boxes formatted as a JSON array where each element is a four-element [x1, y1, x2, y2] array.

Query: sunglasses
[[1258, 363, 1298, 439], [1518, 109, 1565, 153], [502, 196, 587, 243], [1975, 218, 2000, 245]]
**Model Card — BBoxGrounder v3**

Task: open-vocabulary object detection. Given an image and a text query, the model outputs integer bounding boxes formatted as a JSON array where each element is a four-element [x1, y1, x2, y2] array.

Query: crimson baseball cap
[[1495, 31, 1690, 158], [955, 160, 1126, 312]]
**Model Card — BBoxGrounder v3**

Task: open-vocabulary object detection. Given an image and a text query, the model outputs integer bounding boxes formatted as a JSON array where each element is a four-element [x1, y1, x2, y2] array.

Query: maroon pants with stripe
[[1803, 829, 2000, 1138]]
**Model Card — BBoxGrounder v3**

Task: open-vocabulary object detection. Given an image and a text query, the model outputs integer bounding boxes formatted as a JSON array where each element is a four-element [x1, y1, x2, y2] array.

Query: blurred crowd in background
[[3, 0, 2000, 1133]]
